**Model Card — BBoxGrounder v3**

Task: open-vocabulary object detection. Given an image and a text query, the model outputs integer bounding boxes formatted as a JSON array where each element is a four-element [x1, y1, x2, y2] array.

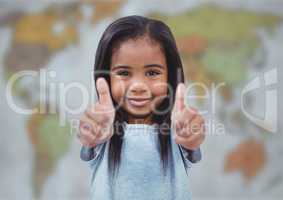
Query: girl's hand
[[171, 83, 206, 150], [78, 78, 115, 148]]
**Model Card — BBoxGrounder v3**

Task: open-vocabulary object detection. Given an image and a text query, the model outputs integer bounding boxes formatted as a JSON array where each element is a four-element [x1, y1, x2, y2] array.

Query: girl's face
[[110, 36, 168, 123]]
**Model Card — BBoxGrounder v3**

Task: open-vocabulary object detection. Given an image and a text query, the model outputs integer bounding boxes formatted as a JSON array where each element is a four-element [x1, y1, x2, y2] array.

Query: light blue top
[[81, 123, 201, 200]]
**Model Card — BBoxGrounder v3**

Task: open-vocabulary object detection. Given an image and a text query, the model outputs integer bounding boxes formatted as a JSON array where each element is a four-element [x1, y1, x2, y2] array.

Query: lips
[[127, 97, 151, 107]]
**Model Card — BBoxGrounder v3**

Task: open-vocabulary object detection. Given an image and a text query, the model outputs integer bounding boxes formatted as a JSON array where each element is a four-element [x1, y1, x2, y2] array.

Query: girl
[[78, 15, 205, 200]]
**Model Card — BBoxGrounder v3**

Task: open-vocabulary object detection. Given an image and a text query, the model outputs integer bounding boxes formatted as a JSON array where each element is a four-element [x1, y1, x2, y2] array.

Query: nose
[[128, 81, 149, 95]]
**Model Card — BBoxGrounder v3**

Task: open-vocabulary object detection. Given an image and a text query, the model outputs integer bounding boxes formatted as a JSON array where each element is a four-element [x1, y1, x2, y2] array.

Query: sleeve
[[80, 143, 105, 168], [180, 146, 202, 164]]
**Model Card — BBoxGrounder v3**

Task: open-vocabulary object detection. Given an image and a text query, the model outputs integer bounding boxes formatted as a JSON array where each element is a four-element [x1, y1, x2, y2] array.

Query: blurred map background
[[0, 0, 282, 199]]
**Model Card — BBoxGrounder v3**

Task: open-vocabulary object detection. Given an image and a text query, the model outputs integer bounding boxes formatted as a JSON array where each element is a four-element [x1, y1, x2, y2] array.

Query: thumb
[[96, 77, 113, 107], [173, 83, 186, 113]]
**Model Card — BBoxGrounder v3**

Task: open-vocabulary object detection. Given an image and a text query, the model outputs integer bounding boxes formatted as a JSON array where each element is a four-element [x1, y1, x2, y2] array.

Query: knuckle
[[92, 125, 101, 136], [85, 109, 94, 118], [96, 130, 102, 139], [91, 104, 98, 112], [85, 104, 99, 117]]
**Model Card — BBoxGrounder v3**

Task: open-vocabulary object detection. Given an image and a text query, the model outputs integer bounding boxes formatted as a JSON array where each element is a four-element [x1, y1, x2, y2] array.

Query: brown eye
[[117, 70, 130, 76], [146, 70, 160, 77]]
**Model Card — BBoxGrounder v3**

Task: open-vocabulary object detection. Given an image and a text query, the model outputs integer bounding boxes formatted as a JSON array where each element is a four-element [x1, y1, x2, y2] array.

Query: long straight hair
[[93, 15, 185, 178]]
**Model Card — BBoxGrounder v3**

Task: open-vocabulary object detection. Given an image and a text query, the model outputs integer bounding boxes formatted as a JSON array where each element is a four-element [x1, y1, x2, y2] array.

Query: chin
[[125, 107, 152, 118]]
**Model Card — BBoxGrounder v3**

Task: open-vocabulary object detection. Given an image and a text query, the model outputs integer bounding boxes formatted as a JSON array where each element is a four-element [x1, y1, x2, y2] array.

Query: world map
[[0, 1, 282, 199]]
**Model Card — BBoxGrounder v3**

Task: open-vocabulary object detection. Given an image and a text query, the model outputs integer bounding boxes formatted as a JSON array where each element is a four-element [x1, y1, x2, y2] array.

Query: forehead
[[110, 37, 166, 68]]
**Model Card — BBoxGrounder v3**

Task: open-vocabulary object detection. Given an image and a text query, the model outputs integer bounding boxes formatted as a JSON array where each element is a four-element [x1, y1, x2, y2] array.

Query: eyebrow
[[111, 65, 130, 71], [144, 64, 165, 69], [111, 64, 165, 70]]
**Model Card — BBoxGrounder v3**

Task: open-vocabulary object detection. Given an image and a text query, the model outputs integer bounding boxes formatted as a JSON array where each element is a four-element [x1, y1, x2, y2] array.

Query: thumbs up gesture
[[171, 83, 206, 150], [78, 78, 115, 148]]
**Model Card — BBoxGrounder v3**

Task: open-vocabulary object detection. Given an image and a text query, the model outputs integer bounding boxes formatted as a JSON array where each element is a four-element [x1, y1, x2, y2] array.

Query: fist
[[171, 83, 206, 150], [78, 77, 115, 148]]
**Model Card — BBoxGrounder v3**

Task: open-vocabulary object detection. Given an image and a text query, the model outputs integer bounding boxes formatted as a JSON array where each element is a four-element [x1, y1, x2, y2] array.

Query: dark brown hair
[[93, 15, 184, 179]]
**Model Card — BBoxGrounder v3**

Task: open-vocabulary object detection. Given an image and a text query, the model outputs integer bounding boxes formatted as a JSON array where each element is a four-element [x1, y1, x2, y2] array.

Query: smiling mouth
[[127, 97, 151, 107]]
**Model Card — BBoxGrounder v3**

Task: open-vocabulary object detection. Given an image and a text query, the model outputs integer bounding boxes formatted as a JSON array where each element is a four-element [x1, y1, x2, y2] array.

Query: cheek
[[151, 84, 167, 96], [151, 80, 168, 100], [150, 75, 168, 97]]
